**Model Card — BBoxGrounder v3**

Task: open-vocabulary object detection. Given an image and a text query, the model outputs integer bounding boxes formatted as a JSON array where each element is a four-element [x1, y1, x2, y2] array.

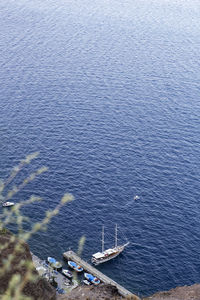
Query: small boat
[[83, 279, 91, 285], [62, 269, 73, 279], [84, 273, 100, 285], [92, 277, 101, 285], [2, 202, 15, 207], [47, 257, 62, 270], [47, 257, 57, 264], [134, 195, 140, 200], [91, 224, 129, 265], [53, 261, 62, 270], [68, 261, 83, 272]]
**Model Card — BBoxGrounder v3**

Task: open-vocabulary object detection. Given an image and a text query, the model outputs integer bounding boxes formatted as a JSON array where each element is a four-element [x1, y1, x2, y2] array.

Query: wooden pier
[[63, 250, 140, 299]]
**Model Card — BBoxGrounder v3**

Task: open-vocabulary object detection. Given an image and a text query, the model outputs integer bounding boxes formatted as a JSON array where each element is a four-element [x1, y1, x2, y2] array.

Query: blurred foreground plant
[[0, 153, 74, 300], [0, 153, 138, 300]]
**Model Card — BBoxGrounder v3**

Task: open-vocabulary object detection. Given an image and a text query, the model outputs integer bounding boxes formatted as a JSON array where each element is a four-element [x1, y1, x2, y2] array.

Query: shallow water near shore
[[0, 0, 200, 297]]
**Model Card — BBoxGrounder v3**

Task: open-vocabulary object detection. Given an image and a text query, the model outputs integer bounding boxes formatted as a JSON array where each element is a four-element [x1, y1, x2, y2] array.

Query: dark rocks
[[58, 283, 123, 300], [0, 229, 56, 300], [143, 283, 200, 300]]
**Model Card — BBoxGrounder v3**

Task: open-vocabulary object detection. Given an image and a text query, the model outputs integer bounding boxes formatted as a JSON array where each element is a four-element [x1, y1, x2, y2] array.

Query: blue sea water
[[0, 0, 200, 297]]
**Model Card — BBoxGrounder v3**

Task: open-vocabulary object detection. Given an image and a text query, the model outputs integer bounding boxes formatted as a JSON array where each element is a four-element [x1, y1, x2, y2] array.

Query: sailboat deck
[[63, 250, 140, 299]]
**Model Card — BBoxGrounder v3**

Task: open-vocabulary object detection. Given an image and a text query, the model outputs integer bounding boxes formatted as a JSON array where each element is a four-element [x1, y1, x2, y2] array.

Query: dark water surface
[[0, 0, 200, 296]]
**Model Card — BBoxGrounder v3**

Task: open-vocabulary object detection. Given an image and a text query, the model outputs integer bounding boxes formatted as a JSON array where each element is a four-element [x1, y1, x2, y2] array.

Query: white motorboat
[[2, 202, 15, 207], [83, 279, 91, 285], [62, 269, 73, 279]]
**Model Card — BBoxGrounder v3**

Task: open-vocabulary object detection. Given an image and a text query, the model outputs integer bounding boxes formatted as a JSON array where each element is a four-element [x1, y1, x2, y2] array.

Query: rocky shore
[[0, 229, 200, 300], [58, 283, 200, 300], [143, 284, 200, 300], [0, 228, 56, 300], [58, 284, 124, 300]]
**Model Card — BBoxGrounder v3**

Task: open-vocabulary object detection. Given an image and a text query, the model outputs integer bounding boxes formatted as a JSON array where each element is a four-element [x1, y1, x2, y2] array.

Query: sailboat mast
[[102, 225, 104, 253], [115, 224, 118, 247]]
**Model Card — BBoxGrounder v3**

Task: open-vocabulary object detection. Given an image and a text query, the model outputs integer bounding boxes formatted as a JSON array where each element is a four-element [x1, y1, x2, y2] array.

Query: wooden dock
[[63, 250, 140, 299]]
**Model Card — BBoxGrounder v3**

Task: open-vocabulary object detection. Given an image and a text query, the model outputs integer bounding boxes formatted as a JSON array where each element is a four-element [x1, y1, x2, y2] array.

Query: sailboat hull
[[92, 243, 129, 265]]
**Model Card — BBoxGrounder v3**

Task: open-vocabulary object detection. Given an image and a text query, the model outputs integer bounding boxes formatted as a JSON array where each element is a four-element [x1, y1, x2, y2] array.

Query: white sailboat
[[91, 224, 129, 265]]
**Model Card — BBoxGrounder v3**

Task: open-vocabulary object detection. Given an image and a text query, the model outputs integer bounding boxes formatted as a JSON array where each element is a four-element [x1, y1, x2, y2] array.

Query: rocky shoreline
[[58, 283, 200, 300], [143, 284, 200, 300], [0, 228, 56, 300], [0, 229, 200, 300]]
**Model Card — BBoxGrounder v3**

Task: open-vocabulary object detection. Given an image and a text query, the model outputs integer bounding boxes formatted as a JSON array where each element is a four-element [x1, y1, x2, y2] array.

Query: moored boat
[[47, 257, 56, 264], [52, 261, 62, 270], [84, 273, 100, 285], [83, 279, 91, 285], [91, 224, 129, 265], [62, 269, 73, 279], [2, 202, 15, 207], [47, 257, 62, 270], [68, 261, 83, 272]]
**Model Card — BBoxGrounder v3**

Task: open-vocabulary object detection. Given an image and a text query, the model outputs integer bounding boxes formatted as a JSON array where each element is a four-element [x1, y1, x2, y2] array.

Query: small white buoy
[[134, 195, 140, 201]]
